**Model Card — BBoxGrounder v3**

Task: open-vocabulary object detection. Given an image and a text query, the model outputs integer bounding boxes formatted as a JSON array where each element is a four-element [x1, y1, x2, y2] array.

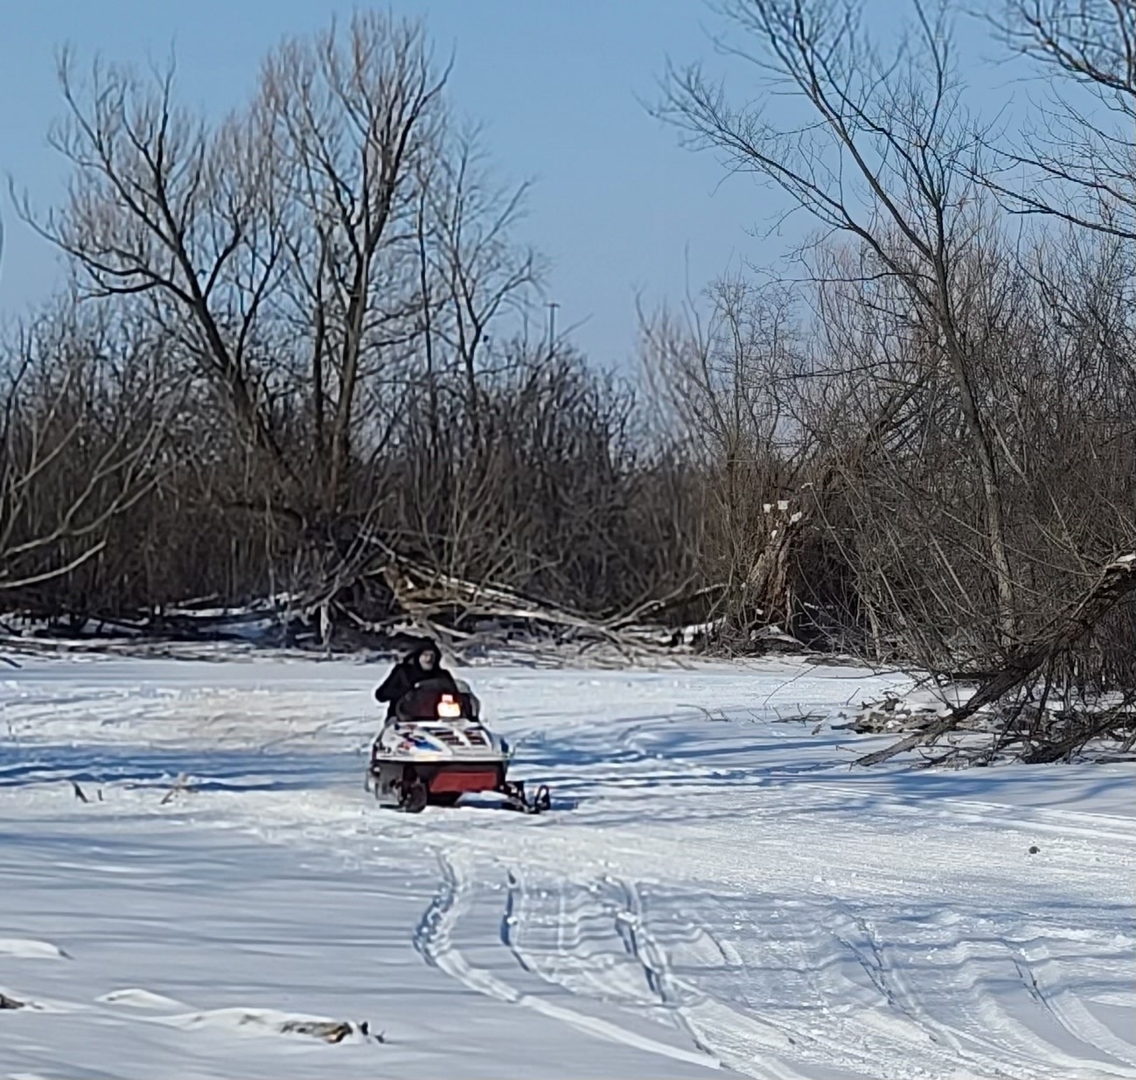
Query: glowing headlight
[[436, 694, 462, 718]]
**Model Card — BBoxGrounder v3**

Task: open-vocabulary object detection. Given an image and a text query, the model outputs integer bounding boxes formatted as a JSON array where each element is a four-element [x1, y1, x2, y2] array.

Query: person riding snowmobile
[[374, 642, 457, 719]]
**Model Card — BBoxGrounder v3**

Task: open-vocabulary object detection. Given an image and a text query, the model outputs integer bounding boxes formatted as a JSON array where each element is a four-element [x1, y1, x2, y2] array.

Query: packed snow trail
[[412, 850, 719, 1069], [1, 654, 1133, 1079]]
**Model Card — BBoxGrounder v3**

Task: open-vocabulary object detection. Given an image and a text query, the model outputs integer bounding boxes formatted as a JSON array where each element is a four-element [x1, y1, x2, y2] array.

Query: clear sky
[[0, 1, 1025, 365]]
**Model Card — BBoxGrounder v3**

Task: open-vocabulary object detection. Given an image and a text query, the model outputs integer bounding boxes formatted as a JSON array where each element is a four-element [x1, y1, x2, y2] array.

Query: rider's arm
[[374, 667, 407, 702]]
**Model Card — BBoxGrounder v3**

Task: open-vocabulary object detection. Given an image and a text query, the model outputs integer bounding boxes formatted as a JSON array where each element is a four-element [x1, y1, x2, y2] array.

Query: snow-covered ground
[[1, 653, 1133, 1080]]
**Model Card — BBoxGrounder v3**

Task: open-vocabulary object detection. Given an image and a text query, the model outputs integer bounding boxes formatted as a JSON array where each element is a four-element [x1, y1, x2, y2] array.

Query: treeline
[[2, 4, 1134, 696]]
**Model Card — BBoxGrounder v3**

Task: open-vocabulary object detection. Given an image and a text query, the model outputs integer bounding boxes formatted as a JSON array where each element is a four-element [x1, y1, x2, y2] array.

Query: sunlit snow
[[1, 653, 1133, 1079]]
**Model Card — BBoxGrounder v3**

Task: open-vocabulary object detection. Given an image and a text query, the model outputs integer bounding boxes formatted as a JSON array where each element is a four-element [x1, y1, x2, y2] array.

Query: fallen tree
[[856, 553, 1136, 766], [0, 530, 724, 663]]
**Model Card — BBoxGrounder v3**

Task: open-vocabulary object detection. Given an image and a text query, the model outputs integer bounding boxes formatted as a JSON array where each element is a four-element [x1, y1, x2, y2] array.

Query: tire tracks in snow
[[1006, 935, 1136, 1074], [828, 906, 1136, 1080], [337, 794, 1131, 1080], [612, 880, 824, 1080], [497, 867, 815, 1080], [830, 907, 1020, 1079], [412, 850, 720, 1071], [497, 867, 962, 1080], [492, 863, 1136, 1080]]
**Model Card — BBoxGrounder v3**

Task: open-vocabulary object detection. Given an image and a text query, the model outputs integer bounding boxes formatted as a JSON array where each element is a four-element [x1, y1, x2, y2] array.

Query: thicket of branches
[[3, 5, 1134, 726], [649, 0, 1135, 694], [2, 13, 700, 634]]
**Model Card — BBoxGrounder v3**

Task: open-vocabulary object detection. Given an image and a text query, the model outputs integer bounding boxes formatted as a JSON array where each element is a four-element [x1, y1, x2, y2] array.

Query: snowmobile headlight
[[436, 694, 462, 718]]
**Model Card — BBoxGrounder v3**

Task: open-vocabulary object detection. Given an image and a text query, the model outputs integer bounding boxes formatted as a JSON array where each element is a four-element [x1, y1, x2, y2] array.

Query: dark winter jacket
[[374, 646, 457, 717]]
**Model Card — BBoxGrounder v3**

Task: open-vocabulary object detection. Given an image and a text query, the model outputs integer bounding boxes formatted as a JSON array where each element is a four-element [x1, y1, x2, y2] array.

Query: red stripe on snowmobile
[[428, 769, 500, 793]]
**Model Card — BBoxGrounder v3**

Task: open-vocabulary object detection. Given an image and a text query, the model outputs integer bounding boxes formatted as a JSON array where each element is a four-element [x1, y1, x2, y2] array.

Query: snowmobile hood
[[374, 717, 511, 764]]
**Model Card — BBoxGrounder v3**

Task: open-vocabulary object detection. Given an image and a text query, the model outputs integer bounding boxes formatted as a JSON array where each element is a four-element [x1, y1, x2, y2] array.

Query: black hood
[[406, 642, 441, 667]]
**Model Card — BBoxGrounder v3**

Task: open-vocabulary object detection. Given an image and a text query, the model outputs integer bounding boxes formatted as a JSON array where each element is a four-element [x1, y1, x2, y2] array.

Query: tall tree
[[661, 0, 1020, 647]]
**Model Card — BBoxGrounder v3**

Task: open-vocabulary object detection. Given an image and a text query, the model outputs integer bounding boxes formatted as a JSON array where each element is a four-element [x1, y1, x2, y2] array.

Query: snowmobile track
[[1008, 936, 1136, 1073], [499, 866, 811, 1079], [828, 905, 1136, 1080], [413, 852, 720, 1070], [493, 864, 1136, 1080]]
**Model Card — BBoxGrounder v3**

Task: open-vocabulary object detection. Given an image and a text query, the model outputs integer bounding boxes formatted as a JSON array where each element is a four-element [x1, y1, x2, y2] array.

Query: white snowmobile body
[[366, 678, 548, 813]]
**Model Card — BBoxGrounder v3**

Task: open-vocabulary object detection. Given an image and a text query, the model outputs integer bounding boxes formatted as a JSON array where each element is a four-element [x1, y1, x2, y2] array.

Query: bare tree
[[418, 130, 539, 443], [661, 0, 1022, 648], [990, 0, 1136, 243], [19, 15, 454, 524], [640, 277, 810, 640], [990, 0, 1136, 535], [20, 51, 287, 480], [259, 12, 449, 512], [0, 302, 175, 601]]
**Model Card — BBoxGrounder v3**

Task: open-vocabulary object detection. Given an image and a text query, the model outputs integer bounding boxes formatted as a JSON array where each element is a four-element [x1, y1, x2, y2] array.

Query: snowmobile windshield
[[395, 683, 475, 722]]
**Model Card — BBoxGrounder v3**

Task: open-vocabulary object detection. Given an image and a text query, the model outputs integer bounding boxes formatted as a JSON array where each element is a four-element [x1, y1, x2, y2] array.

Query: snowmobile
[[365, 677, 550, 814]]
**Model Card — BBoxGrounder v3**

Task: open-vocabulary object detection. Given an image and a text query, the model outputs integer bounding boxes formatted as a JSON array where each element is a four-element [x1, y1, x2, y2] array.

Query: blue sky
[[0, 1, 1021, 365]]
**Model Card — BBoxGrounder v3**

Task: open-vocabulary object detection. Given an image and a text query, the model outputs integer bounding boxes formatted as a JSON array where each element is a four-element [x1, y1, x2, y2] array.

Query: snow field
[[1, 654, 1133, 1079]]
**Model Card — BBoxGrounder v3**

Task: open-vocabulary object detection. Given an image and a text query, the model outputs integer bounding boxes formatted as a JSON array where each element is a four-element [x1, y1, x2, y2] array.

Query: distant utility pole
[[546, 300, 559, 360]]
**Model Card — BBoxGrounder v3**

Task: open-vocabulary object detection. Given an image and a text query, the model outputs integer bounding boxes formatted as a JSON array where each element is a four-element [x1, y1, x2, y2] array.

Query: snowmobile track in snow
[[416, 848, 1136, 1080], [1007, 935, 1136, 1073], [3, 656, 1133, 1080], [498, 869, 878, 1080], [413, 852, 720, 1070]]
